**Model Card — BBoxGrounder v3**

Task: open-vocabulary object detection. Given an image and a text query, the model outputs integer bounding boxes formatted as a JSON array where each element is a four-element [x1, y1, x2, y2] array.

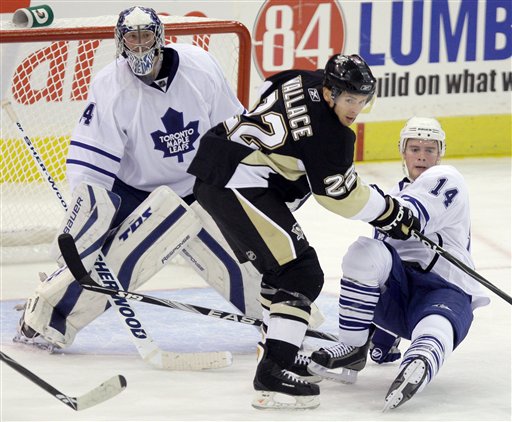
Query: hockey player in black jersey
[[188, 54, 419, 409]]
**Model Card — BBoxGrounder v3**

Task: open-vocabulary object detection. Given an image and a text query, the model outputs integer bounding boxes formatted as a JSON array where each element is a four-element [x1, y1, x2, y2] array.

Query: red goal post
[[0, 15, 251, 263]]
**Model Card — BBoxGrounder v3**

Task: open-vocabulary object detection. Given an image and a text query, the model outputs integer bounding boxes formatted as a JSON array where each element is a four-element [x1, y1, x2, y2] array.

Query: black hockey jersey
[[188, 70, 385, 221]]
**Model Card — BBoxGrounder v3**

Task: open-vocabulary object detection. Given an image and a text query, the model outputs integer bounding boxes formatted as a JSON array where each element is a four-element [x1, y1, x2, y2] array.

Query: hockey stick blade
[[58, 234, 338, 343], [411, 229, 512, 305], [1, 351, 126, 411], [58, 234, 233, 370]]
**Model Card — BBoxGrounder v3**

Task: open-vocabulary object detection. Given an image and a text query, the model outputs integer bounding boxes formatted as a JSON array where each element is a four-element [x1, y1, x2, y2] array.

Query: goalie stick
[[59, 233, 338, 342], [2, 99, 231, 370], [411, 229, 512, 305], [0, 351, 126, 411]]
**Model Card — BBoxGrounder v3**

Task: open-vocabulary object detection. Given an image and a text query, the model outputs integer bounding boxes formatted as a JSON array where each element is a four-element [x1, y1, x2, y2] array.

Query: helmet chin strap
[[401, 157, 412, 181]]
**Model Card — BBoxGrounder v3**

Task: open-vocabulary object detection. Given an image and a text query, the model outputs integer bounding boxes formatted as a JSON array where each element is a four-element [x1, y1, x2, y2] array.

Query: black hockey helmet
[[323, 54, 376, 102]]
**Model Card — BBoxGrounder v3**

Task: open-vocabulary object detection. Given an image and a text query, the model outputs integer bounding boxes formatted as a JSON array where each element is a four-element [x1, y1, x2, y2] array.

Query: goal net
[[1, 15, 251, 263]]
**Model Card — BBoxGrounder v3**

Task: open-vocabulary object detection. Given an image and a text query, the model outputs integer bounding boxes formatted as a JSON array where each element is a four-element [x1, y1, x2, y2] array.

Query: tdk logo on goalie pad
[[151, 108, 199, 162], [118, 207, 152, 241]]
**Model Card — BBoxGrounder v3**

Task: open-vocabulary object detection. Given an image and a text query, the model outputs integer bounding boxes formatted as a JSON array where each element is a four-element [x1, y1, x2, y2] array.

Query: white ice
[[1, 157, 511, 421]]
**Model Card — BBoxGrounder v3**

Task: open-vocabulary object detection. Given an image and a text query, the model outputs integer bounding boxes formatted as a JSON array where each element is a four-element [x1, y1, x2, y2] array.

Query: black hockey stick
[[0, 352, 126, 411], [411, 229, 512, 305], [58, 233, 338, 343]]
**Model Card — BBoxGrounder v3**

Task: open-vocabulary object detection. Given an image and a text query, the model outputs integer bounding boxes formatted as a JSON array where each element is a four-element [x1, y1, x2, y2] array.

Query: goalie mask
[[323, 54, 376, 103], [115, 6, 164, 76], [399, 117, 446, 157]]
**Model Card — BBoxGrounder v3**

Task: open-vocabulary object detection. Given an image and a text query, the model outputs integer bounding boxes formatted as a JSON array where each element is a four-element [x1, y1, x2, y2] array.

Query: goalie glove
[[369, 328, 401, 364], [370, 195, 420, 240]]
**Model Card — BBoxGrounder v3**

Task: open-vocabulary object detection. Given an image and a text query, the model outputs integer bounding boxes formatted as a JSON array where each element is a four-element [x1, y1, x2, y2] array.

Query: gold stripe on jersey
[[314, 175, 372, 218], [270, 302, 310, 323], [259, 294, 272, 311], [233, 190, 297, 266], [241, 151, 305, 181]]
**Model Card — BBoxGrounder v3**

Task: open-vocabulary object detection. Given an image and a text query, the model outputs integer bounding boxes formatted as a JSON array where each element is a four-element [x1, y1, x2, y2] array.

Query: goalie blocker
[[21, 183, 262, 348]]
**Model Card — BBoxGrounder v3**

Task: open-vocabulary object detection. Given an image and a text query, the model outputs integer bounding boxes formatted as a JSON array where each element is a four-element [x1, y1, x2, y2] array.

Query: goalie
[[14, 6, 263, 351]]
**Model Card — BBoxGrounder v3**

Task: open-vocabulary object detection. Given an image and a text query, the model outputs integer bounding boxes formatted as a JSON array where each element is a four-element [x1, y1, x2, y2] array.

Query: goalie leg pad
[[59, 185, 202, 337], [22, 267, 82, 348], [180, 202, 262, 318], [49, 182, 121, 271], [24, 186, 201, 347], [103, 185, 202, 290]]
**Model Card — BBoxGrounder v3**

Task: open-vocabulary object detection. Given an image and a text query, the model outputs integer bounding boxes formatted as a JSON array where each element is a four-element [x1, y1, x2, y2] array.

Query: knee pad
[[342, 236, 392, 287], [277, 246, 324, 302], [266, 247, 323, 334]]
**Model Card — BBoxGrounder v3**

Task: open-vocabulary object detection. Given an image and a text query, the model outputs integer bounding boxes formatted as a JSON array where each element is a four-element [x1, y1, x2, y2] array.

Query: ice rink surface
[[1, 157, 510, 421]]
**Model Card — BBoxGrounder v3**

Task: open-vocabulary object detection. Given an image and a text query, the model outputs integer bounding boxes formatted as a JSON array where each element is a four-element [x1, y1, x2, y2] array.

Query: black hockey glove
[[370, 195, 420, 240], [369, 328, 401, 364]]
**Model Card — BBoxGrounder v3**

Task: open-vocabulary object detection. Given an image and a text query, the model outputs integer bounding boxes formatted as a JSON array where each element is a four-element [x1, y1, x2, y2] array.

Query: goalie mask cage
[[0, 15, 251, 263]]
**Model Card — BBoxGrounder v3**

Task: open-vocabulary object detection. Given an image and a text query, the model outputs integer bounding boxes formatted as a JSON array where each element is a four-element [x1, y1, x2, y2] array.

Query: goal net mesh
[[1, 15, 250, 263]]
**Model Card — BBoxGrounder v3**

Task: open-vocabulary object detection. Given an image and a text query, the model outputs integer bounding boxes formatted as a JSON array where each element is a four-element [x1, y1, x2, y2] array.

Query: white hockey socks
[[400, 314, 454, 389]]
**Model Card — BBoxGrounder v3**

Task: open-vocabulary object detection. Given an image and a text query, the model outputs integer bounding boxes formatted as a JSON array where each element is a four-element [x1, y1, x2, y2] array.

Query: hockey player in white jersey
[[308, 117, 490, 410], [14, 6, 263, 352]]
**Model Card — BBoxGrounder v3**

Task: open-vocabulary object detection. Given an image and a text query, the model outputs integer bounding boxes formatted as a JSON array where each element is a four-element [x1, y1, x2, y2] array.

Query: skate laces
[[294, 352, 311, 367], [282, 369, 308, 384], [322, 343, 355, 358]]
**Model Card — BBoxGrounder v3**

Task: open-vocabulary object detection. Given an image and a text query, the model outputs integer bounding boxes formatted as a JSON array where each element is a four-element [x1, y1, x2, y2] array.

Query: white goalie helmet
[[115, 6, 164, 76], [399, 116, 446, 157]]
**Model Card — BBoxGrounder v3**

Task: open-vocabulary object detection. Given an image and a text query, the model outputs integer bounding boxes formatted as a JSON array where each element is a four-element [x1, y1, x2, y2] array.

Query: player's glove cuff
[[370, 195, 420, 240], [370, 328, 401, 364]]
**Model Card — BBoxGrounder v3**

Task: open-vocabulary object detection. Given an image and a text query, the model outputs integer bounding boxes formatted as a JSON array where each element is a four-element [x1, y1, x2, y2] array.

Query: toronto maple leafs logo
[[151, 108, 199, 162]]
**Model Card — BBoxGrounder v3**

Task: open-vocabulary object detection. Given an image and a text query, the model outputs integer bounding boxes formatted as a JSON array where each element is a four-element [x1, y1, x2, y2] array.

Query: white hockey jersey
[[67, 43, 244, 197], [377, 165, 490, 309]]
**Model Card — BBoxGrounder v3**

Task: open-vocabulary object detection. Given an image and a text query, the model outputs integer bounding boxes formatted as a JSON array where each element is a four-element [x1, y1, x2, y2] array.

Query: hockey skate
[[252, 342, 320, 410], [12, 303, 57, 353], [382, 356, 429, 411], [288, 351, 322, 383], [307, 340, 370, 384]]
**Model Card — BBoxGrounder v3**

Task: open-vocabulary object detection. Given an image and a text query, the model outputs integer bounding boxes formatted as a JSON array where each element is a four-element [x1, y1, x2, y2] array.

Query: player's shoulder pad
[[167, 43, 224, 85], [416, 164, 466, 185], [88, 57, 135, 98], [258, 71, 299, 101], [89, 59, 121, 85], [166, 43, 213, 64]]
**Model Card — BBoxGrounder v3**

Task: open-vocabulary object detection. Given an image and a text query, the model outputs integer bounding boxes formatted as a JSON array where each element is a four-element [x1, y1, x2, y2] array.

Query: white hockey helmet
[[399, 117, 446, 157], [115, 6, 164, 76]]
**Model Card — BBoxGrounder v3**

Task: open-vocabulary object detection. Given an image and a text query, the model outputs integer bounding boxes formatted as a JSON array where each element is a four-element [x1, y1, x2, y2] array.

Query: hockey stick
[[59, 233, 338, 342], [0, 351, 126, 411], [411, 229, 512, 305], [2, 100, 231, 370]]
